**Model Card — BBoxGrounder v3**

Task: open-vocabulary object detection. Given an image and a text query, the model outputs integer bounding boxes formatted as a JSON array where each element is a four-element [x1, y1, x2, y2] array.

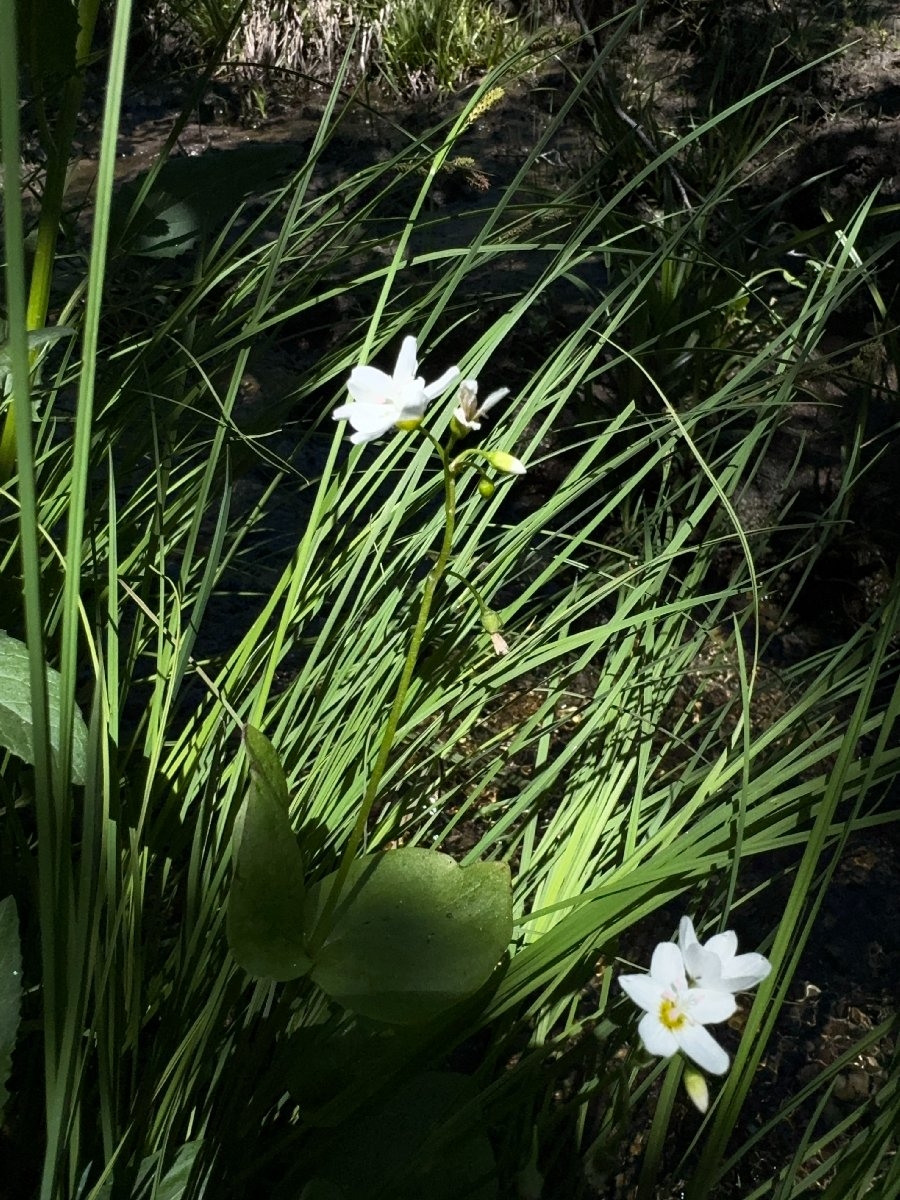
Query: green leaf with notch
[[303, 848, 512, 1024]]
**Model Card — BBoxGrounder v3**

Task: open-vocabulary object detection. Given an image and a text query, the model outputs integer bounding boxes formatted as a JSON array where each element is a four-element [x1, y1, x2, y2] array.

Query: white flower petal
[[453, 407, 482, 431], [676, 1022, 730, 1075], [638, 1011, 679, 1059], [347, 364, 393, 403], [335, 402, 397, 442], [678, 916, 699, 953], [394, 335, 419, 381], [423, 365, 460, 400], [649, 941, 688, 991], [706, 931, 738, 962], [394, 376, 428, 419], [348, 426, 388, 444], [479, 386, 509, 412], [619, 973, 663, 1012], [680, 918, 771, 994], [686, 945, 724, 986], [686, 988, 737, 1024], [720, 953, 772, 991]]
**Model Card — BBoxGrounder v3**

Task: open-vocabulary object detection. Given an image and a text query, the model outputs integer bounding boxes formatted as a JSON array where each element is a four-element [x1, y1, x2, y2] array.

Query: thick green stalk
[[308, 433, 458, 955]]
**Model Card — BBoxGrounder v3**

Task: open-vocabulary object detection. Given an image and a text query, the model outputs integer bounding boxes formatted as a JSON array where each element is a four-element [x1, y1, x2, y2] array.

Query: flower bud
[[683, 1066, 709, 1113], [483, 449, 526, 476], [478, 478, 495, 499], [481, 608, 503, 634]]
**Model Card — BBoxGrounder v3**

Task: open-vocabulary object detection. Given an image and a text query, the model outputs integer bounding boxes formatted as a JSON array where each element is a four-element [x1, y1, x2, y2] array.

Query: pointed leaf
[[0, 897, 22, 1117], [304, 848, 512, 1023], [226, 727, 311, 981], [0, 630, 88, 785], [152, 1140, 202, 1200]]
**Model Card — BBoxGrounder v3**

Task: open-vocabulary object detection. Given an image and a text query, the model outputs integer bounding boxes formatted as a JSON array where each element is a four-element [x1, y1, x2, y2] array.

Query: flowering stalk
[[311, 339, 524, 953], [307, 428, 458, 955]]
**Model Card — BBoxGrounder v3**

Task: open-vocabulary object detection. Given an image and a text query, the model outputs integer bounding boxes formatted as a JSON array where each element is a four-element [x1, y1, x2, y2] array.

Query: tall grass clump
[[1, 2, 898, 1198], [145, 0, 526, 94]]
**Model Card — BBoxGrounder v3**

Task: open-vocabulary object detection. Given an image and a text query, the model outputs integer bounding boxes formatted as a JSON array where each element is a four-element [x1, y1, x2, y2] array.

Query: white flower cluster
[[619, 916, 771, 1077], [332, 335, 525, 473]]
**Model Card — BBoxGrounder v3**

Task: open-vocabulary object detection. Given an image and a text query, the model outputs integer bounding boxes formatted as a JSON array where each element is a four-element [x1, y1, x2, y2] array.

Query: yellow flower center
[[659, 996, 688, 1031]]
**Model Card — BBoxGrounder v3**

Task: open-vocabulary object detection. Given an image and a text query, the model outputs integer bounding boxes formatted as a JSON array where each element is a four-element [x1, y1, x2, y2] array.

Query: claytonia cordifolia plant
[[318, 329, 527, 910], [332, 335, 459, 444]]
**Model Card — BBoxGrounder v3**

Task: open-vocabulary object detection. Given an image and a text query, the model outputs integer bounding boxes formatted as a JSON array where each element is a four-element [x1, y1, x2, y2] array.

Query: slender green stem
[[308, 430, 457, 954]]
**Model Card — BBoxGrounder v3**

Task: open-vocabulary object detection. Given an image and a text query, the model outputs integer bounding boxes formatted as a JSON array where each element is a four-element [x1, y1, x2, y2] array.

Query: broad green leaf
[[313, 1072, 497, 1200], [226, 726, 311, 981], [0, 630, 88, 785], [90, 1140, 203, 1200], [0, 897, 22, 1117], [303, 848, 512, 1023], [112, 144, 300, 258], [143, 1141, 202, 1200], [0, 325, 75, 397]]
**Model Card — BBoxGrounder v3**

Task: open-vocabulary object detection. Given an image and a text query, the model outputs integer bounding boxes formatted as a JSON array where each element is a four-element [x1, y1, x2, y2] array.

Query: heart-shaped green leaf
[[0, 630, 88, 785], [226, 726, 311, 981], [304, 848, 512, 1023]]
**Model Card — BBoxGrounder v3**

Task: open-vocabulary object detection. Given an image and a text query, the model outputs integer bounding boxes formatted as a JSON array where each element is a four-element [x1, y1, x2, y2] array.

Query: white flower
[[678, 916, 772, 994], [452, 377, 510, 432], [619, 941, 736, 1075], [333, 335, 459, 444], [490, 631, 509, 656]]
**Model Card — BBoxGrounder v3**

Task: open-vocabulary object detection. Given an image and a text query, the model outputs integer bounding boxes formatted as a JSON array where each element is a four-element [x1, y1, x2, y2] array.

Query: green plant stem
[[0, 0, 102, 484], [308, 430, 457, 955]]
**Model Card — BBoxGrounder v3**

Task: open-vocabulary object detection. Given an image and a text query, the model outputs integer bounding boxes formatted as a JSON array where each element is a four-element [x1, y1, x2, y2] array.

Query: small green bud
[[478, 478, 495, 499], [481, 607, 503, 635], [683, 1066, 709, 1113], [483, 449, 526, 476]]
